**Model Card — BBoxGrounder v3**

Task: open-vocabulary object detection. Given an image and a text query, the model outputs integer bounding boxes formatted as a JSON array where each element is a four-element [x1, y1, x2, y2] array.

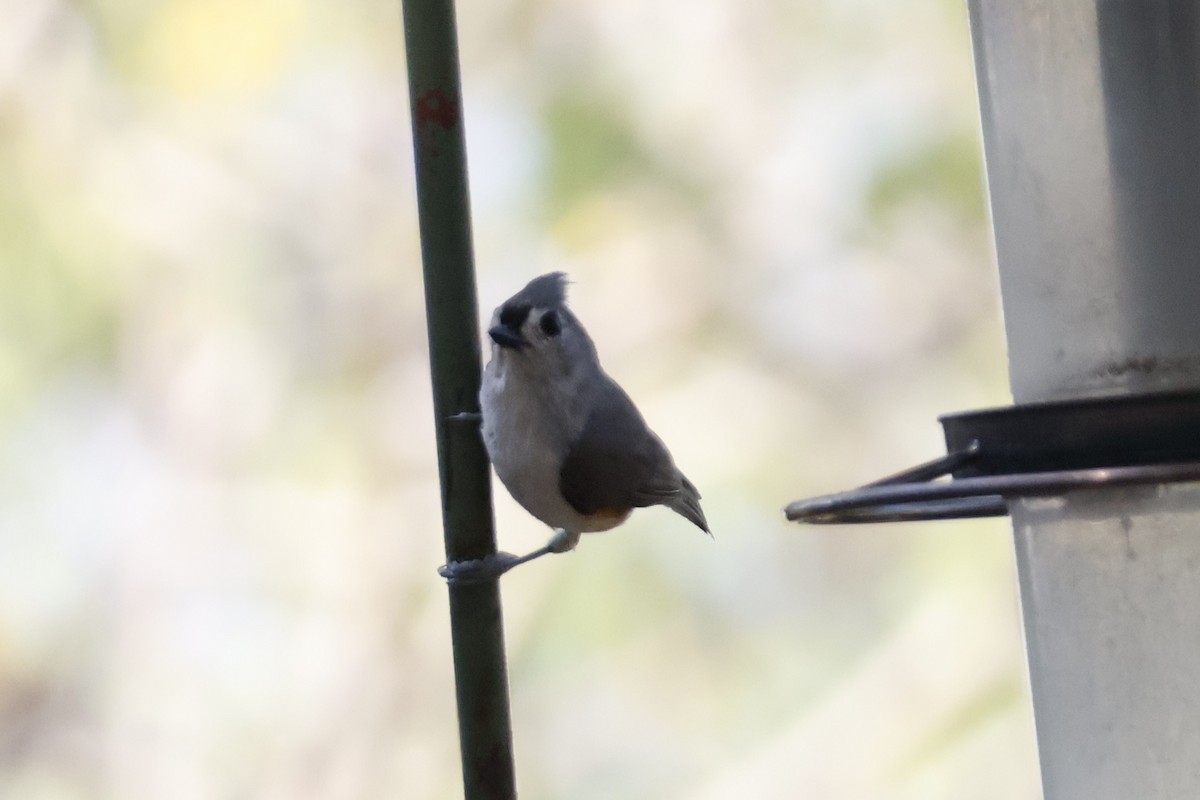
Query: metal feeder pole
[[969, 2, 1200, 796], [401, 0, 517, 797]]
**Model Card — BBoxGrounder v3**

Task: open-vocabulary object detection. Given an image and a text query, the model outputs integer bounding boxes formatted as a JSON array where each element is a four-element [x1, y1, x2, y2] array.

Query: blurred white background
[[0, 0, 1039, 797]]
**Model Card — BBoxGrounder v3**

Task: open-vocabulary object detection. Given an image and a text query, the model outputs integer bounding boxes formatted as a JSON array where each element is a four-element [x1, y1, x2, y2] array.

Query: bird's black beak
[[489, 324, 528, 351]]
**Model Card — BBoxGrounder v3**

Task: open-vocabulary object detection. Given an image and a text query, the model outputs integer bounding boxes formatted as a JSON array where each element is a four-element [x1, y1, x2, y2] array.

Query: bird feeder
[[788, 3, 1200, 797]]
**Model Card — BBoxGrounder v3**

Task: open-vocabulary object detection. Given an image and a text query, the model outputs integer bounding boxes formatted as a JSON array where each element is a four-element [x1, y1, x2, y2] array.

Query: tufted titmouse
[[439, 272, 709, 584]]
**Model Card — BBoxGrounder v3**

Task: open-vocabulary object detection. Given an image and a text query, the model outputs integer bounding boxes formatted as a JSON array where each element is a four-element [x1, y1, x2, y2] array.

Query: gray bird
[[439, 272, 709, 584]]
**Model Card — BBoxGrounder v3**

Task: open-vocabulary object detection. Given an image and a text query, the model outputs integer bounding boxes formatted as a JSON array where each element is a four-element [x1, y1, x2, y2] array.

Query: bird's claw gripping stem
[[437, 529, 580, 585], [438, 547, 551, 586]]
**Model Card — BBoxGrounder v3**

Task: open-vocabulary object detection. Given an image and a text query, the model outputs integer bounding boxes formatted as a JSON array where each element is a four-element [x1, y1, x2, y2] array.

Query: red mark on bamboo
[[415, 88, 459, 130]]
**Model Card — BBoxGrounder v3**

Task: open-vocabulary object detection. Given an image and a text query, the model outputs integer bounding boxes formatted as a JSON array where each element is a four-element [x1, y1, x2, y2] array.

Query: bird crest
[[512, 272, 569, 310]]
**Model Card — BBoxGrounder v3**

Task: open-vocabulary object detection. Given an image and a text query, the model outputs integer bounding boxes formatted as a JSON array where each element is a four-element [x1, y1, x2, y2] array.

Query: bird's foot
[[438, 552, 527, 585], [437, 530, 579, 585]]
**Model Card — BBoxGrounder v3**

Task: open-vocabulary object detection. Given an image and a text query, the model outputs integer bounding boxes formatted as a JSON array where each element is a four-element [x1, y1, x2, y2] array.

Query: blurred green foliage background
[[0, 0, 1040, 797]]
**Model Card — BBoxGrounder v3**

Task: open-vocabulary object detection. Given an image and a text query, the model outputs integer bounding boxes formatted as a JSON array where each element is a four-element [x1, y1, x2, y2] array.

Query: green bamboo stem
[[401, 0, 517, 796]]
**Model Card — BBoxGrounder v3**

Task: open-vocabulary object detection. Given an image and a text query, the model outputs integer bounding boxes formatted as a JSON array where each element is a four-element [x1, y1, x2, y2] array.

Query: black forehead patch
[[499, 302, 531, 330], [511, 272, 568, 310]]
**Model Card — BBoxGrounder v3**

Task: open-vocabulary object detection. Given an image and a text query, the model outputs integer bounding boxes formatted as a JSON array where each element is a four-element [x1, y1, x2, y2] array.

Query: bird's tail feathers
[[668, 475, 711, 536]]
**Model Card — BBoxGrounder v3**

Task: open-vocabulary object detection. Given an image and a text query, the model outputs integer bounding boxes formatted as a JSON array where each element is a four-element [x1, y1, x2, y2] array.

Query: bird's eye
[[539, 311, 561, 337]]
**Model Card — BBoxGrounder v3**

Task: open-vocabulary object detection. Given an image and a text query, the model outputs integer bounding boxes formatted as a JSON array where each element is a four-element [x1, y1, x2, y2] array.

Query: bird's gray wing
[[558, 380, 681, 516]]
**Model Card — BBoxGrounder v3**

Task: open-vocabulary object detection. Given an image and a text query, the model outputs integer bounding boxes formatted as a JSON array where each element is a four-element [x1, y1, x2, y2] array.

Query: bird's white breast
[[480, 356, 608, 533]]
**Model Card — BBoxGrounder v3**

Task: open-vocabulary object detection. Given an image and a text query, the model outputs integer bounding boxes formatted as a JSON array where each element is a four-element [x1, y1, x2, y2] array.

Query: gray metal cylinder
[[969, 2, 1200, 796], [972, 1, 1200, 404]]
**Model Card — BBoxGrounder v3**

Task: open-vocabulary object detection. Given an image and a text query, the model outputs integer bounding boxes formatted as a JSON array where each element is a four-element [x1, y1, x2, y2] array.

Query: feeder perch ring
[[786, 390, 1200, 524]]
